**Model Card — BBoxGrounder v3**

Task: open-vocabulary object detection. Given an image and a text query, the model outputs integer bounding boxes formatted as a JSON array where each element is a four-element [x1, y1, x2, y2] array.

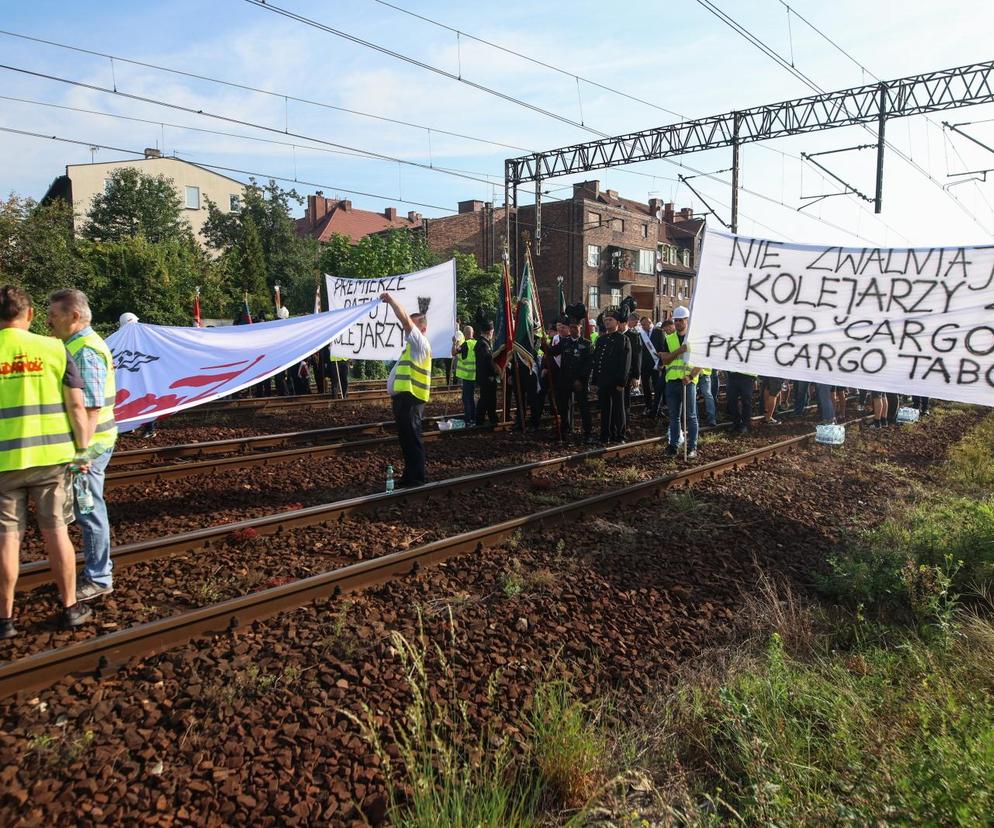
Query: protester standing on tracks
[[474, 321, 498, 427], [650, 317, 674, 419], [623, 314, 643, 434], [549, 319, 593, 443], [637, 316, 659, 417], [591, 307, 630, 445], [0, 285, 93, 637], [382, 292, 431, 488], [453, 325, 476, 426], [726, 371, 756, 434], [48, 289, 118, 602], [658, 305, 700, 458]]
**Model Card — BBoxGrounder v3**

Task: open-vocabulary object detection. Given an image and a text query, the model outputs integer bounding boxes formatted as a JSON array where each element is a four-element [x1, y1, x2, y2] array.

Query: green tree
[[82, 167, 191, 244], [202, 179, 318, 316], [452, 252, 501, 325], [232, 213, 268, 314]]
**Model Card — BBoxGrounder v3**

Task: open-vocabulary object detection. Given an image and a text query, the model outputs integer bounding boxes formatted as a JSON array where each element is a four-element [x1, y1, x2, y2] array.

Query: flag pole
[[527, 243, 561, 441]]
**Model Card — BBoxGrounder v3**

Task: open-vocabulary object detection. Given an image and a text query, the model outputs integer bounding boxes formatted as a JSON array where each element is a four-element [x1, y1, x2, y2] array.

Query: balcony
[[605, 265, 635, 284]]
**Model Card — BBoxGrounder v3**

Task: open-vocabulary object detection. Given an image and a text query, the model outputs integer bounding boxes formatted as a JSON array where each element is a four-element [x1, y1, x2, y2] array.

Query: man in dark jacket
[[623, 313, 643, 431], [474, 322, 498, 426], [548, 319, 593, 442], [591, 308, 631, 444]]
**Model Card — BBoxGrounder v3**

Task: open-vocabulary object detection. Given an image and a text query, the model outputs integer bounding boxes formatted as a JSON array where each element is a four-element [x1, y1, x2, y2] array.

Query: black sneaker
[[666, 444, 678, 456], [61, 602, 93, 629], [0, 618, 17, 640]]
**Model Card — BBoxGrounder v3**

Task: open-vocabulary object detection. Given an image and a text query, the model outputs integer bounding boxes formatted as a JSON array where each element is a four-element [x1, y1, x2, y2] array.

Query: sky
[[2, 0, 994, 247]]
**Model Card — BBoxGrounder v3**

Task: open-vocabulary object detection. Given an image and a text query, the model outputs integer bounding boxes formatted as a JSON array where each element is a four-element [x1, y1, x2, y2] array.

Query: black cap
[[481, 320, 494, 332]]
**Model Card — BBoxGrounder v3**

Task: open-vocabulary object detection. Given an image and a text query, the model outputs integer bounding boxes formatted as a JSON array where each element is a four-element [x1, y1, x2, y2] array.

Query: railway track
[[181, 384, 461, 414], [2, 411, 865, 699]]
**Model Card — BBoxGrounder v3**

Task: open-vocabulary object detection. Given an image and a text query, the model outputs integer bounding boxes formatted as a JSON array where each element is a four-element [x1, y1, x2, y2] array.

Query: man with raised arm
[[382, 292, 432, 488]]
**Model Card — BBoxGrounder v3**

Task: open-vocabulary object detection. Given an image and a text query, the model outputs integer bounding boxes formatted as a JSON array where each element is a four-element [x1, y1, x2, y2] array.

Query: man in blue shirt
[[48, 289, 118, 601]]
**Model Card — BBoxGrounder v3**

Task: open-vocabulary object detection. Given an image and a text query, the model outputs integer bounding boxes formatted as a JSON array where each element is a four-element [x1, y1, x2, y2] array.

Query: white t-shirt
[[388, 326, 432, 396]]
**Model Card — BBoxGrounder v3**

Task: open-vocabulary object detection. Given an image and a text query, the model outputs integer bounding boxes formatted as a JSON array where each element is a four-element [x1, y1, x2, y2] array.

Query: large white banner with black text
[[689, 230, 994, 406], [324, 260, 456, 360], [106, 302, 378, 429]]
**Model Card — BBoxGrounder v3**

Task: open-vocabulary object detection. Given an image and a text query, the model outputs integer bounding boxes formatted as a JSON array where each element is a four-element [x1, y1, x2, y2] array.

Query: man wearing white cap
[[657, 305, 700, 458], [118, 312, 138, 328]]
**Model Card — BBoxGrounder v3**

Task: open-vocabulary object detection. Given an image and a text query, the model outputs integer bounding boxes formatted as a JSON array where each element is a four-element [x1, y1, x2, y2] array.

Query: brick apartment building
[[423, 200, 509, 270], [296, 191, 423, 244], [425, 182, 701, 322]]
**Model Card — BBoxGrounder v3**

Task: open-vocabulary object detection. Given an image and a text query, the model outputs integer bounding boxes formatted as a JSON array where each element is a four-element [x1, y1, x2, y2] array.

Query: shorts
[[761, 377, 782, 395], [0, 463, 74, 534]]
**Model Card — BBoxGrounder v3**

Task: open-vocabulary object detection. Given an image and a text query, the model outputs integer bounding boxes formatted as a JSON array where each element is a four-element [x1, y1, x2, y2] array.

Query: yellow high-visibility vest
[[393, 339, 432, 402], [455, 339, 476, 381], [66, 329, 117, 453], [0, 328, 77, 471], [664, 331, 698, 384]]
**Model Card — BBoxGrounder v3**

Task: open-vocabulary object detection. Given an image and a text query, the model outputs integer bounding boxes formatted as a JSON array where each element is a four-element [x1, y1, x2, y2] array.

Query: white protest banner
[[324, 260, 456, 359], [689, 230, 994, 406], [106, 302, 377, 430]]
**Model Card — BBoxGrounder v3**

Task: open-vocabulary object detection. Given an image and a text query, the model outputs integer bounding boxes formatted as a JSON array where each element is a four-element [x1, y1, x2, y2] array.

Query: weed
[[27, 727, 95, 768], [191, 577, 224, 605], [501, 570, 524, 598], [318, 601, 358, 659]]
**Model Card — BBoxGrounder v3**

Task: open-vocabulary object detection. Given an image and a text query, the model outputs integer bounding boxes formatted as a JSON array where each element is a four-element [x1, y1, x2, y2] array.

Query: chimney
[[678, 207, 693, 221], [648, 198, 664, 218], [407, 211, 422, 223], [342, 200, 352, 212], [143, 147, 161, 159], [572, 180, 600, 200], [606, 189, 619, 201], [663, 202, 675, 225], [384, 207, 398, 221], [307, 194, 331, 229], [458, 199, 485, 214]]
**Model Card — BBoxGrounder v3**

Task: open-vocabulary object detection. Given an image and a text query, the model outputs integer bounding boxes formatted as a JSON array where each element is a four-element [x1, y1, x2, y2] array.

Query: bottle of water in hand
[[385, 464, 394, 493], [74, 474, 95, 515]]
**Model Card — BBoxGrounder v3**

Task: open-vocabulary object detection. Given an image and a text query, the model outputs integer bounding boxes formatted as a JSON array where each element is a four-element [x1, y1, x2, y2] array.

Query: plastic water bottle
[[385, 464, 395, 493], [74, 474, 95, 515]]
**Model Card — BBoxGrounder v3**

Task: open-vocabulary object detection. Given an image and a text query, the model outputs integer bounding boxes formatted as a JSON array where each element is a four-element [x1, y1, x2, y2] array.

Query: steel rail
[[0, 417, 862, 699], [20, 406, 824, 589], [183, 385, 461, 414], [110, 411, 465, 466]]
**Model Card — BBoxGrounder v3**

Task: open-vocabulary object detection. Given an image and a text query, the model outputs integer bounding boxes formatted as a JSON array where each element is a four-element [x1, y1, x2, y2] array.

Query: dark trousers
[[512, 363, 542, 429], [460, 379, 476, 424], [315, 361, 326, 394], [886, 392, 900, 424], [640, 369, 655, 413], [557, 384, 591, 439], [330, 362, 349, 398], [391, 391, 426, 484], [726, 373, 755, 431], [913, 395, 930, 413], [598, 385, 625, 442], [477, 380, 498, 425]]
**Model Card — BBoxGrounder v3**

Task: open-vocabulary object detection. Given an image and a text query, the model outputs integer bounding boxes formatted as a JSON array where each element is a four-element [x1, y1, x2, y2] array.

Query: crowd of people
[[0, 285, 932, 638]]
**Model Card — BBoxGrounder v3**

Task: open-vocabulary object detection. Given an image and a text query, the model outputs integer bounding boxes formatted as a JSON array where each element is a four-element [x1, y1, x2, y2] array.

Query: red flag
[[193, 287, 202, 328], [493, 260, 515, 372]]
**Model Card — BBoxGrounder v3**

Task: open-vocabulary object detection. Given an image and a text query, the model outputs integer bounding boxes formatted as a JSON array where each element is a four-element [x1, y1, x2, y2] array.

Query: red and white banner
[[106, 303, 378, 429]]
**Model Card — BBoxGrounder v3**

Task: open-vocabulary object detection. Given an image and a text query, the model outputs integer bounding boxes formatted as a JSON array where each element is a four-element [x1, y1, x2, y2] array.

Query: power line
[[365, 0, 686, 120], [242, 0, 609, 138], [0, 125, 454, 212], [695, 0, 991, 233], [0, 28, 533, 155], [0, 63, 504, 189]]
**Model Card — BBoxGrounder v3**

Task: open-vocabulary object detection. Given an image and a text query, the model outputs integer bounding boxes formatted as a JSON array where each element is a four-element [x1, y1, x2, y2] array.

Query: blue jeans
[[698, 374, 717, 426], [77, 447, 113, 587], [666, 380, 699, 450], [461, 379, 476, 424], [793, 381, 810, 415], [815, 383, 835, 422]]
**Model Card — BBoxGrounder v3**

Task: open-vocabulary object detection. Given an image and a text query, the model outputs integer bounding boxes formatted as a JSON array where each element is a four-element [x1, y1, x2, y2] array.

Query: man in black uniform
[[548, 319, 592, 442], [474, 321, 498, 426], [591, 308, 631, 444], [623, 313, 643, 433]]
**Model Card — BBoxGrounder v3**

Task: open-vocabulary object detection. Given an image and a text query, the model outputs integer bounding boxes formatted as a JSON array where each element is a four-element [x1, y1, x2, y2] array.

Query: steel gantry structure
[[505, 58, 994, 248]]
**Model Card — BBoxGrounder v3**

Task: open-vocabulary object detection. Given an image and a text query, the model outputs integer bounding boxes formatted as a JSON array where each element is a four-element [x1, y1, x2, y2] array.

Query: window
[[229, 194, 241, 212], [681, 248, 691, 268], [587, 285, 599, 310], [668, 245, 677, 265], [641, 223, 649, 239], [586, 244, 600, 267], [185, 185, 201, 210], [637, 249, 654, 274], [610, 217, 624, 232], [670, 279, 676, 298], [586, 211, 601, 228], [610, 288, 622, 306]]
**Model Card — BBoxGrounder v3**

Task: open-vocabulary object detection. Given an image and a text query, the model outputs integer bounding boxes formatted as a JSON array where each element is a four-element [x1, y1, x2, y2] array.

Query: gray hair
[[49, 288, 92, 325]]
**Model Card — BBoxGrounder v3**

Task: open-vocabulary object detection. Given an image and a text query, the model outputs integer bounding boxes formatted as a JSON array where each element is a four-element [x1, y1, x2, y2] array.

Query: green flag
[[513, 258, 541, 374], [493, 261, 514, 370]]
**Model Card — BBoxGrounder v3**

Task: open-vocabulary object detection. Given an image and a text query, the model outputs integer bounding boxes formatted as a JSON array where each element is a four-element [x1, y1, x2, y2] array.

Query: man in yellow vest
[[0, 285, 93, 637], [658, 305, 701, 458], [452, 325, 476, 426], [382, 292, 432, 488], [47, 289, 118, 602]]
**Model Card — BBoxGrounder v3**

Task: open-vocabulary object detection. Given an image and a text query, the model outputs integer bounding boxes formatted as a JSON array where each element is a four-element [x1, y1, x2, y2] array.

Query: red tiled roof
[[297, 201, 419, 244]]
